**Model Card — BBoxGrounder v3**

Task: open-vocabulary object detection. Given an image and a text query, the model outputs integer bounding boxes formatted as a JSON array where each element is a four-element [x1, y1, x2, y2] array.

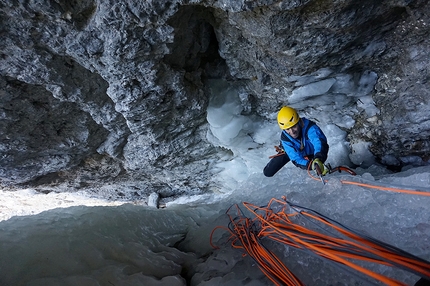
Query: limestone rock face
[[0, 0, 429, 199]]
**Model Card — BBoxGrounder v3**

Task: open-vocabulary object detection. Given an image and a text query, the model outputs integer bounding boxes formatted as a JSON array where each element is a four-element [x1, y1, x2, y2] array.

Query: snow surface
[[0, 78, 429, 286]]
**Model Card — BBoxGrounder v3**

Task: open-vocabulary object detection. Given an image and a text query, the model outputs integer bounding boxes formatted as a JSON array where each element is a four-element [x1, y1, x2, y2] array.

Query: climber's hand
[[312, 159, 328, 176]]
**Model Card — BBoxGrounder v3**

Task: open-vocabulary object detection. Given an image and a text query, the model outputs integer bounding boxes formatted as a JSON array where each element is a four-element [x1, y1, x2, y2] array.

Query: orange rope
[[340, 180, 430, 197], [221, 201, 304, 285], [209, 225, 232, 249], [212, 166, 430, 284], [211, 198, 430, 285], [306, 164, 430, 197], [306, 162, 326, 183]]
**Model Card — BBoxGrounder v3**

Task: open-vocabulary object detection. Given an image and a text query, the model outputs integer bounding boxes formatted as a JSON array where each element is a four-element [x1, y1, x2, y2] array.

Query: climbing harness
[[211, 197, 430, 285]]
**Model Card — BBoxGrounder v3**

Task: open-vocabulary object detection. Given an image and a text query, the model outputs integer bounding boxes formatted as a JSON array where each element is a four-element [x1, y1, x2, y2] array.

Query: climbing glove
[[312, 158, 329, 176]]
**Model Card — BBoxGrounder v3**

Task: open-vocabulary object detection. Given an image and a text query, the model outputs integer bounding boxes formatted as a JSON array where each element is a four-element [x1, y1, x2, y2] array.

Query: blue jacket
[[280, 118, 329, 169]]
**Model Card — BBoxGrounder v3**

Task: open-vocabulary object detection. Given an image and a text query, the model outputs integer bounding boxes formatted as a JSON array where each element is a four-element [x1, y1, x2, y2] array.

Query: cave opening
[[164, 5, 228, 81]]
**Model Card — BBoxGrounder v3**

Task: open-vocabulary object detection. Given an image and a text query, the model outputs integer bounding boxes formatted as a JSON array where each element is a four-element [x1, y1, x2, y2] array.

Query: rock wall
[[0, 0, 429, 199]]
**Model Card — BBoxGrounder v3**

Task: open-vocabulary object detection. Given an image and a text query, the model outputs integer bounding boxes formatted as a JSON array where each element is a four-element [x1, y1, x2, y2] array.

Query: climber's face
[[286, 123, 300, 139]]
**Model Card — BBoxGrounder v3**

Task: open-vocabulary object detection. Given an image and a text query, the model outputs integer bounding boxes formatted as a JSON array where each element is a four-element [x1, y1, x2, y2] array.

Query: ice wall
[[1, 165, 429, 285], [0, 203, 225, 286]]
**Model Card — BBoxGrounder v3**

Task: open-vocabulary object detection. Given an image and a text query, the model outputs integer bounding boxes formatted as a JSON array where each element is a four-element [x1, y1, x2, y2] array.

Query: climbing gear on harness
[[277, 106, 300, 130], [269, 145, 285, 158]]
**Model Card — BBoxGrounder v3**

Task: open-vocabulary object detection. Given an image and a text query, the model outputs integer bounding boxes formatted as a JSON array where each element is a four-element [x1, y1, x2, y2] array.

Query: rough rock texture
[[0, 0, 429, 201]]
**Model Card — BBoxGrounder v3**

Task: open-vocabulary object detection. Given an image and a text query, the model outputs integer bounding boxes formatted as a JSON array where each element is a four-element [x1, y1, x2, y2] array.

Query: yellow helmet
[[277, 106, 300, 129]]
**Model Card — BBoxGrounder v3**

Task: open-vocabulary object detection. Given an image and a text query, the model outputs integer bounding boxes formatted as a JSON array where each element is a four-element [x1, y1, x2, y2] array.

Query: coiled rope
[[211, 197, 430, 285]]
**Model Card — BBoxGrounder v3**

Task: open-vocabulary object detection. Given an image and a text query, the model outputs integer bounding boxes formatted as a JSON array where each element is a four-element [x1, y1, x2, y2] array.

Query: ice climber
[[263, 106, 329, 177]]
